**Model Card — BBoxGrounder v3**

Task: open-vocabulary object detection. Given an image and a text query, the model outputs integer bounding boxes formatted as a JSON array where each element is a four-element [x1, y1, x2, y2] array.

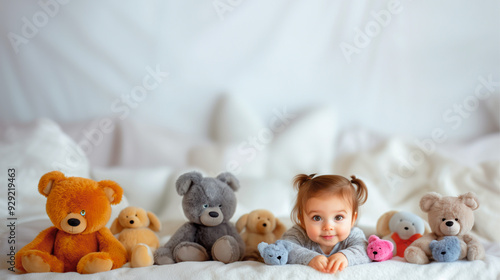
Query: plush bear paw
[[212, 236, 240, 264], [466, 243, 484, 261], [22, 254, 51, 273], [78, 253, 113, 274], [242, 249, 263, 262], [131, 244, 154, 268], [154, 247, 174, 265], [174, 242, 209, 262], [155, 254, 174, 265], [404, 246, 429, 264], [463, 235, 485, 261]]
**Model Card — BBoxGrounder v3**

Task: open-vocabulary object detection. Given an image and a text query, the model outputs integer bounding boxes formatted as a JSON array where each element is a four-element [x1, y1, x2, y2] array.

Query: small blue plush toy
[[430, 236, 461, 262], [258, 240, 293, 265]]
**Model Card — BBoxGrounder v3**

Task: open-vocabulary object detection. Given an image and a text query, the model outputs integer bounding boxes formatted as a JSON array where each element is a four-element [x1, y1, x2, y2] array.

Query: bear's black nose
[[277, 256, 281, 260], [263, 223, 267, 227], [373, 251, 378, 255], [209, 212, 219, 218], [129, 220, 134, 224], [404, 227, 409, 230], [441, 252, 446, 255], [446, 221, 454, 227], [68, 218, 80, 227]]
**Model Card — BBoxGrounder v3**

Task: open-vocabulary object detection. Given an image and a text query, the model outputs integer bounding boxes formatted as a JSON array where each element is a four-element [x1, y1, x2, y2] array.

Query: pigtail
[[293, 173, 316, 191], [291, 173, 316, 227], [350, 175, 368, 206]]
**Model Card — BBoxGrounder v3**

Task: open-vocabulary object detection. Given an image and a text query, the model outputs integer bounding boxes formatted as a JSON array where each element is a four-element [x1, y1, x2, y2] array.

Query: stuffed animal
[[236, 209, 287, 262], [376, 210, 427, 257], [15, 171, 127, 274], [405, 192, 485, 264], [430, 236, 461, 262], [154, 171, 245, 264], [367, 235, 393, 262], [110, 206, 161, 267], [258, 240, 293, 265]]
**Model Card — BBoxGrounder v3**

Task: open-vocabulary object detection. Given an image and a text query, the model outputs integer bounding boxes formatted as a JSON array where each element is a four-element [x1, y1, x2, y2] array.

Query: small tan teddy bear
[[404, 192, 485, 264], [110, 206, 161, 267], [236, 209, 287, 262]]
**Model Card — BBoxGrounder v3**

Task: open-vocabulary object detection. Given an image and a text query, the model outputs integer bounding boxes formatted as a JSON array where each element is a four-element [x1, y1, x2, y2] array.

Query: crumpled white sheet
[[2, 218, 500, 280], [0, 106, 499, 279]]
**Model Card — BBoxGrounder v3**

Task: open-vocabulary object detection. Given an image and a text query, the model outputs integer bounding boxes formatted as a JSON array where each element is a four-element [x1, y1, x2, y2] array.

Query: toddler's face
[[302, 194, 356, 254]]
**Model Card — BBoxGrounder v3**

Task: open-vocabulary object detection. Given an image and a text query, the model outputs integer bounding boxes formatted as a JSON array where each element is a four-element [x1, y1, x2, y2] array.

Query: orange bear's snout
[[61, 212, 88, 234], [257, 220, 271, 233], [125, 216, 141, 228], [118, 208, 149, 229]]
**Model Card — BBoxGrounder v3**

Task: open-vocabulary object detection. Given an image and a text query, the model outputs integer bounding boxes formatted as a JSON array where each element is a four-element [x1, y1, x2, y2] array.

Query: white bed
[[0, 1, 499, 279], [1, 113, 499, 280]]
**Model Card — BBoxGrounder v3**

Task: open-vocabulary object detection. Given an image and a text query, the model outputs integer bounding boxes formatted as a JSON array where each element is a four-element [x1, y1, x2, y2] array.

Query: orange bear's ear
[[38, 171, 66, 197], [110, 217, 124, 234], [98, 180, 123, 205], [235, 214, 249, 233], [147, 211, 161, 232]]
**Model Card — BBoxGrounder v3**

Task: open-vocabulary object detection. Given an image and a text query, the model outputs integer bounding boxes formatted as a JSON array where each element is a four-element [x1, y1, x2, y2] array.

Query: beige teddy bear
[[404, 192, 485, 264], [236, 209, 287, 262], [110, 206, 161, 267]]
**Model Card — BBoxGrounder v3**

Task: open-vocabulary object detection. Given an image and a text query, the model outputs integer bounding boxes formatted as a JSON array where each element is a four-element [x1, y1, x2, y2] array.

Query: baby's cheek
[[336, 226, 351, 241], [305, 225, 320, 240]]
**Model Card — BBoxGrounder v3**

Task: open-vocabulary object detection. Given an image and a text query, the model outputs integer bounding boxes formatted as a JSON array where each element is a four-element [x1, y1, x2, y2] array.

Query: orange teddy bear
[[15, 171, 127, 274]]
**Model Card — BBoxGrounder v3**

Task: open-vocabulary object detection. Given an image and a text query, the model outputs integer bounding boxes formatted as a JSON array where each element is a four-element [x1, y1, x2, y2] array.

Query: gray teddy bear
[[154, 171, 245, 264]]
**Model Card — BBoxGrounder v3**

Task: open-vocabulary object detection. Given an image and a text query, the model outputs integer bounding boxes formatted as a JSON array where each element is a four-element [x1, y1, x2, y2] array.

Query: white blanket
[[1, 106, 499, 279]]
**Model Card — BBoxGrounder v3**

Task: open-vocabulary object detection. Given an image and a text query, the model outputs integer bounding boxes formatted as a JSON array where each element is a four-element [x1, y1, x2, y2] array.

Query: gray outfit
[[281, 225, 371, 266]]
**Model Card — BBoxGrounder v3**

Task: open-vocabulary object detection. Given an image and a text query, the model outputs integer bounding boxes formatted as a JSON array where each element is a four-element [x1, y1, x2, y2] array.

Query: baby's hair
[[291, 173, 368, 227]]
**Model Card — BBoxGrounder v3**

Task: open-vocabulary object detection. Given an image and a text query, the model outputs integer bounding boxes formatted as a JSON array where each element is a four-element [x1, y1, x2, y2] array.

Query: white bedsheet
[[1, 111, 499, 279]]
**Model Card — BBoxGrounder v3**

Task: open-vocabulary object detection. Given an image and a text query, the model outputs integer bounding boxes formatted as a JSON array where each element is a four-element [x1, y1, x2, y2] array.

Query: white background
[[1, 0, 499, 141]]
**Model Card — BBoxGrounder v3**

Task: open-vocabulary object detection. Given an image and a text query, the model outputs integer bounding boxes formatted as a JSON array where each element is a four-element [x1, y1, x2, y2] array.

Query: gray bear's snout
[[209, 212, 219, 218], [200, 207, 224, 227]]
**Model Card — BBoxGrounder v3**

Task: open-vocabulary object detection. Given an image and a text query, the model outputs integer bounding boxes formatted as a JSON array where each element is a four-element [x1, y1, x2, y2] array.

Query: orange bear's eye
[[80, 210, 86, 216]]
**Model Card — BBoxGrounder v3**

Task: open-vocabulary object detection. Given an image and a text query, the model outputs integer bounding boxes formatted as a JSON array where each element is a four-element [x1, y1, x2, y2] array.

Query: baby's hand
[[308, 255, 329, 273], [326, 253, 348, 273]]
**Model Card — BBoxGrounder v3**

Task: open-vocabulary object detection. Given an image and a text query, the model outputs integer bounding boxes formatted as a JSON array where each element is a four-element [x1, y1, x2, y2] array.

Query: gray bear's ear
[[176, 171, 203, 196], [420, 192, 442, 213], [258, 242, 268, 255], [277, 240, 292, 251], [429, 240, 437, 250], [458, 192, 479, 210], [216, 172, 240, 191]]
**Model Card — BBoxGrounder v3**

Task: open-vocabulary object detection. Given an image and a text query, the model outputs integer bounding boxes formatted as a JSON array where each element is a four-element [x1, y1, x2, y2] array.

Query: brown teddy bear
[[110, 206, 161, 267], [236, 209, 287, 261], [15, 171, 127, 273], [404, 192, 485, 264]]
